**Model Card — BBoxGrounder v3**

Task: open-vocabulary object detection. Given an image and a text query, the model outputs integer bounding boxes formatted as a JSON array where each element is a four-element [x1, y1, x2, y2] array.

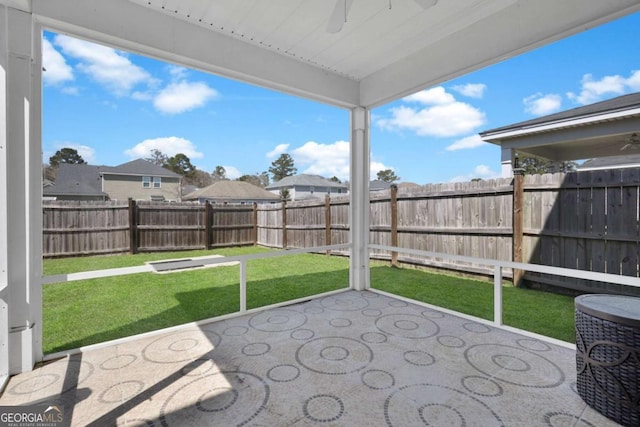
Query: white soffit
[[33, 0, 640, 108]]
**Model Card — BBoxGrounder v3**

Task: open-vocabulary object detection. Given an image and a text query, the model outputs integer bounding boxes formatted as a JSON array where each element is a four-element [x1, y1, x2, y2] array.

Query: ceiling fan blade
[[414, 0, 438, 9], [327, 0, 354, 33]]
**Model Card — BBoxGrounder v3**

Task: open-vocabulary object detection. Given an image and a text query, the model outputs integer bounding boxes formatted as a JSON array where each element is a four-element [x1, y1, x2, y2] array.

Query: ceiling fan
[[327, 0, 438, 33], [620, 133, 640, 151]]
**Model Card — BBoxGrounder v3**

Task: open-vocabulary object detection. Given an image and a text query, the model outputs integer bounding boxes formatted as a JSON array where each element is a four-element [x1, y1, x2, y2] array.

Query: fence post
[[494, 265, 503, 326], [513, 168, 524, 287], [390, 184, 398, 267], [282, 201, 287, 249], [204, 201, 212, 249], [325, 195, 332, 255], [253, 202, 258, 246], [128, 198, 137, 254]]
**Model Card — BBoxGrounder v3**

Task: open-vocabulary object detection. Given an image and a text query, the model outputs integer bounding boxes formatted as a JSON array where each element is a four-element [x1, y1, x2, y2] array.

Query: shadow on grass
[[370, 265, 575, 343], [44, 267, 348, 354]]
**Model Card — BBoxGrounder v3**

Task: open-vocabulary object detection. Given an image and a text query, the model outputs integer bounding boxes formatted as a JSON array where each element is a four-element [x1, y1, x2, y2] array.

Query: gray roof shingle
[[104, 159, 181, 177], [43, 164, 107, 197], [266, 174, 348, 190], [184, 180, 280, 201]]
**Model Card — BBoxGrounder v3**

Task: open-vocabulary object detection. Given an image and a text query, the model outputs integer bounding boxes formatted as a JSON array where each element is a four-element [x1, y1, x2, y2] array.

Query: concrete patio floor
[[0, 290, 620, 426]]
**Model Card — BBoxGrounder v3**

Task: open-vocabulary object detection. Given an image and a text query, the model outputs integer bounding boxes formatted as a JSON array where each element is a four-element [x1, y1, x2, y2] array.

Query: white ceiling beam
[[360, 0, 640, 108], [32, 0, 360, 108]]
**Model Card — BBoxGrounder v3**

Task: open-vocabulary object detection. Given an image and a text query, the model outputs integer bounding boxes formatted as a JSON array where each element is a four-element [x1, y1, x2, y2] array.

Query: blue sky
[[42, 11, 640, 185]]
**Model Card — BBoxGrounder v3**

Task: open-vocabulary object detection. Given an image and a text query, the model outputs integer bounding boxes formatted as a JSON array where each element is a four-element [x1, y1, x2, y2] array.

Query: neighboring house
[[265, 174, 349, 201], [370, 180, 392, 192], [578, 153, 640, 171], [43, 159, 182, 201], [183, 180, 280, 204], [480, 92, 640, 177]]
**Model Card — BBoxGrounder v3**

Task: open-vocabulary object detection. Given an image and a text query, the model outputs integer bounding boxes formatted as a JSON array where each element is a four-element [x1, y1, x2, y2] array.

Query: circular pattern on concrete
[[361, 332, 388, 344], [404, 350, 436, 367], [160, 371, 268, 426], [267, 364, 300, 383], [290, 328, 314, 340], [422, 309, 445, 319], [143, 329, 221, 364], [544, 412, 597, 427], [249, 309, 307, 332], [8, 359, 93, 396], [465, 344, 565, 388], [437, 335, 466, 348], [329, 318, 352, 327], [462, 322, 492, 334], [461, 376, 503, 397], [303, 394, 345, 423], [242, 342, 271, 356], [388, 300, 408, 307], [362, 308, 382, 317], [181, 359, 217, 377], [296, 337, 373, 375], [100, 354, 137, 370], [362, 369, 395, 390], [384, 384, 503, 426], [516, 338, 552, 352], [376, 314, 439, 339], [223, 325, 248, 336], [99, 380, 145, 403], [321, 294, 369, 311]]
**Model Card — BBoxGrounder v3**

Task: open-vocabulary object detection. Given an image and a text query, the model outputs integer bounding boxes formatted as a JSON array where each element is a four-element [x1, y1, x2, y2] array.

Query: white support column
[[501, 147, 515, 178], [349, 107, 370, 291], [0, 5, 42, 375]]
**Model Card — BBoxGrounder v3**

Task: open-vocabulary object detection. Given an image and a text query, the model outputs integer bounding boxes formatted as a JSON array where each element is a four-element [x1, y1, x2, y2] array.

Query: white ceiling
[[32, 0, 640, 108]]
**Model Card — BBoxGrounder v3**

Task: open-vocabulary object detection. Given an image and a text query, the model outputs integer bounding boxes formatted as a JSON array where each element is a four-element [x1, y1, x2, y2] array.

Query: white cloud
[[523, 93, 562, 116], [567, 70, 640, 105], [42, 38, 74, 86], [377, 87, 486, 137], [452, 83, 487, 98], [403, 86, 455, 105], [222, 165, 241, 180], [52, 143, 96, 164], [266, 143, 290, 159], [449, 164, 500, 183], [446, 134, 487, 151], [124, 136, 204, 160], [55, 34, 153, 96], [290, 140, 391, 181], [153, 81, 218, 114]]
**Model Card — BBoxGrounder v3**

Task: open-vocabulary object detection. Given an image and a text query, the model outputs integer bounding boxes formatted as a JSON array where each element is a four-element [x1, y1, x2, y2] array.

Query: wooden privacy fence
[[43, 200, 257, 256], [43, 170, 640, 292]]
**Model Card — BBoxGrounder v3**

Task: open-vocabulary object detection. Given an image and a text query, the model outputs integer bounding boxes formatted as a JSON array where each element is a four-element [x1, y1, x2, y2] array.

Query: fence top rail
[[368, 244, 640, 288], [41, 243, 352, 285]]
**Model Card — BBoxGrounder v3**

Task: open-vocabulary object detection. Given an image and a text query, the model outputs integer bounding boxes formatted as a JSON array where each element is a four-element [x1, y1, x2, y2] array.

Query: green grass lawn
[[43, 247, 349, 354], [42, 249, 575, 354], [370, 265, 576, 343]]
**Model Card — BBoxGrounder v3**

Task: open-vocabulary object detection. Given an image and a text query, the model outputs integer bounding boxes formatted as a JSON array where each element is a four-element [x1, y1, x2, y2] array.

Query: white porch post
[[0, 4, 43, 376], [349, 107, 370, 291], [501, 147, 515, 177]]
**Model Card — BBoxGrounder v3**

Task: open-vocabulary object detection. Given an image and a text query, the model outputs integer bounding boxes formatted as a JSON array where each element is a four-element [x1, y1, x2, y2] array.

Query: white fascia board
[[32, 0, 360, 109], [360, 0, 640, 108], [482, 109, 640, 142], [0, 1, 31, 12]]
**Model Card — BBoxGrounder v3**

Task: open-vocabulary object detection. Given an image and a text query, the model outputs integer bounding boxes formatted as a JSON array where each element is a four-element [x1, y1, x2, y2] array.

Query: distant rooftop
[[266, 174, 348, 190]]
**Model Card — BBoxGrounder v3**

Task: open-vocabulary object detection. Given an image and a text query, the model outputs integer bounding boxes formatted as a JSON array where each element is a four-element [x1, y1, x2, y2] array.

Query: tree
[[49, 148, 86, 168], [189, 169, 214, 188], [165, 153, 196, 178], [329, 176, 342, 183], [376, 169, 400, 183], [145, 149, 169, 166], [279, 188, 291, 202], [269, 153, 297, 181], [212, 166, 228, 181], [517, 155, 577, 175], [238, 171, 270, 188]]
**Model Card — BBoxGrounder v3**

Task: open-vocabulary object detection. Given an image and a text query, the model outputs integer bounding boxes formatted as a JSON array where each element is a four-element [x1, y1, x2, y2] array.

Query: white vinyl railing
[[369, 243, 640, 328]]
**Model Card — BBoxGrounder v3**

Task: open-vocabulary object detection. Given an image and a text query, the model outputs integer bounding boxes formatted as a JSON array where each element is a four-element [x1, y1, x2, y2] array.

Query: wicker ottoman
[[575, 294, 640, 427]]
